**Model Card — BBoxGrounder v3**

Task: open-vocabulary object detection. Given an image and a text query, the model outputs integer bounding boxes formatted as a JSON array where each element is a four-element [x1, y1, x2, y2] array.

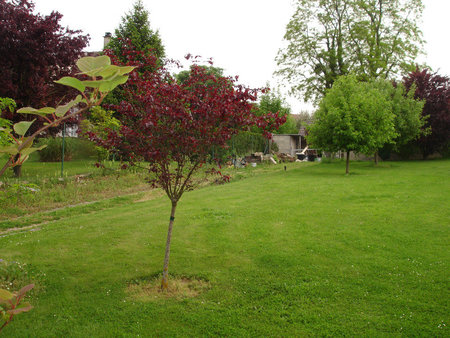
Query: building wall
[[272, 134, 304, 156], [272, 135, 291, 154]]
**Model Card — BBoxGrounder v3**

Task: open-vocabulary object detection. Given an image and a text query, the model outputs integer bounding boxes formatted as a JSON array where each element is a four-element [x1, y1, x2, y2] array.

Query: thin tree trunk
[[161, 201, 177, 291], [346, 150, 350, 174], [374, 151, 378, 165], [13, 164, 22, 177], [13, 154, 21, 177]]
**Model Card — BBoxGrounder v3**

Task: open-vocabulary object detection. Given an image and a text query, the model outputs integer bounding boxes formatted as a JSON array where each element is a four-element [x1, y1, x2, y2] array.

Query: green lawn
[[0, 160, 448, 336]]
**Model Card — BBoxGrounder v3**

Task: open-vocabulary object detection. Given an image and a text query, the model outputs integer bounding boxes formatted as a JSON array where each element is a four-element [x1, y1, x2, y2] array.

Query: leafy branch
[[0, 55, 134, 177], [0, 284, 34, 333]]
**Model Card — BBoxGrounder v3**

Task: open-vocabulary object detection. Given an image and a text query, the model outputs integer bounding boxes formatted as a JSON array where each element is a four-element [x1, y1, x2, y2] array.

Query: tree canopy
[[307, 75, 396, 173], [106, 0, 165, 62], [0, 0, 89, 108], [403, 68, 450, 158], [93, 47, 285, 290], [276, 0, 424, 103]]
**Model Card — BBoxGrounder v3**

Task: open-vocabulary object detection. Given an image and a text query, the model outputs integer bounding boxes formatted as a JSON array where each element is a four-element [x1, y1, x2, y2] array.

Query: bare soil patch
[[127, 276, 210, 300]]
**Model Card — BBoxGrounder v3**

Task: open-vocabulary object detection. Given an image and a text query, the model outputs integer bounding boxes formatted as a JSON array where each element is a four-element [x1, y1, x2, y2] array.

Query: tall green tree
[[276, 0, 351, 103], [307, 75, 396, 173], [378, 81, 426, 159], [103, 0, 165, 106], [106, 0, 165, 62], [350, 0, 424, 81], [276, 0, 424, 103]]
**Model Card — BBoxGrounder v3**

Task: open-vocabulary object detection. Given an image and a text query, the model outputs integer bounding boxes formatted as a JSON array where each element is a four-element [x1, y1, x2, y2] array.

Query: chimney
[[103, 32, 112, 48]]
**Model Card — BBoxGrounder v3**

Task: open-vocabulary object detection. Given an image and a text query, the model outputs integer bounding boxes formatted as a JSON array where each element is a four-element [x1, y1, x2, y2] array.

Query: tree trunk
[[374, 151, 378, 165], [161, 201, 177, 291], [346, 150, 350, 174], [13, 164, 22, 177]]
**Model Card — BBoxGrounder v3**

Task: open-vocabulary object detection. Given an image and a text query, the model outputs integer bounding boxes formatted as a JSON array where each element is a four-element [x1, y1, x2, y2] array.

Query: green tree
[[276, 0, 351, 103], [257, 92, 297, 134], [104, 0, 165, 106], [106, 0, 165, 62], [350, 0, 423, 81], [175, 65, 225, 86], [276, 0, 424, 103], [378, 81, 426, 159], [307, 75, 396, 173], [295, 110, 313, 126]]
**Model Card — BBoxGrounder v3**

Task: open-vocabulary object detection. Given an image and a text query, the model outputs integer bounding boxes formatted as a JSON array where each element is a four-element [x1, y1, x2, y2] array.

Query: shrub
[[35, 137, 74, 162]]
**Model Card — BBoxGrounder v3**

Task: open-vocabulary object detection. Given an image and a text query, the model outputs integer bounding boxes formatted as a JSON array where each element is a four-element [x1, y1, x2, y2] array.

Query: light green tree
[[378, 82, 426, 159], [349, 0, 424, 81], [307, 75, 396, 173], [276, 0, 351, 103], [276, 0, 424, 103]]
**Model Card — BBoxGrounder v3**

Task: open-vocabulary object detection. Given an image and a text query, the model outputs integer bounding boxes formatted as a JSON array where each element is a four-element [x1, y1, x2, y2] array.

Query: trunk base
[[13, 164, 22, 177]]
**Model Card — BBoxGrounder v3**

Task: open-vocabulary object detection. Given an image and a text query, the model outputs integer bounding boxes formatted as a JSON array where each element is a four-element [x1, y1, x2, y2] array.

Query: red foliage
[[403, 68, 450, 158], [97, 45, 285, 202], [0, 0, 89, 132]]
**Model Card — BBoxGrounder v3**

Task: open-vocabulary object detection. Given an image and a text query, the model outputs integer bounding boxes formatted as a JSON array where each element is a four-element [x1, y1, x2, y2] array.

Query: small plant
[[0, 284, 34, 333], [35, 137, 75, 162]]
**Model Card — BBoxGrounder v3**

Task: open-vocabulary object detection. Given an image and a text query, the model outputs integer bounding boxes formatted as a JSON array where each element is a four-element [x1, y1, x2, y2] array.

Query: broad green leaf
[[99, 75, 129, 92], [99, 65, 135, 79], [38, 107, 56, 114], [98, 65, 121, 79], [76, 55, 111, 76], [20, 145, 46, 157], [20, 136, 34, 151], [118, 66, 135, 75], [17, 107, 55, 116], [13, 120, 35, 136], [0, 289, 13, 301], [82, 80, 103, 88], [55, 77, 86, 92], [54, 96, 82, 117], [0, 145, 19, 155]]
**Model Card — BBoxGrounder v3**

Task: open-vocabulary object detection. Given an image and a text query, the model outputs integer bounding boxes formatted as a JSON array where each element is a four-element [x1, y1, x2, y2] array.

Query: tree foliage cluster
[[277, 0, 424, 103], [106, 0, 165, 64], [256, 92, 298, 134], [307, 74, 425, 173], [403, 68, 450, 158], [92, 45, 285, 290], [0, 0, 89, 108], [0, 0, 90, 143]]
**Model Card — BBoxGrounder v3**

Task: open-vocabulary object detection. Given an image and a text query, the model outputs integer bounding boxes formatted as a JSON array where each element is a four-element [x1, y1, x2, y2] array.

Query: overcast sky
[[33, 0, 450, 113]]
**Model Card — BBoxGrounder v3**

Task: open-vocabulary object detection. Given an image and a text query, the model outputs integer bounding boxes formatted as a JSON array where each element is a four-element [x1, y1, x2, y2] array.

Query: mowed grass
[[0, 160, 448, 336]]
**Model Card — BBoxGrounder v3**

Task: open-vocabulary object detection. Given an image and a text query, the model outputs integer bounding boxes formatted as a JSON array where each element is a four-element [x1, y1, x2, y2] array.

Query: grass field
[[0, 160, 448, 336], [0, 160, 149, 220]]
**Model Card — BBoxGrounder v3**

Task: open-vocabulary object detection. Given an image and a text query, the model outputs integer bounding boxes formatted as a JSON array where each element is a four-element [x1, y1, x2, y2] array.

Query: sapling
[[96, 46, 285, 290]]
